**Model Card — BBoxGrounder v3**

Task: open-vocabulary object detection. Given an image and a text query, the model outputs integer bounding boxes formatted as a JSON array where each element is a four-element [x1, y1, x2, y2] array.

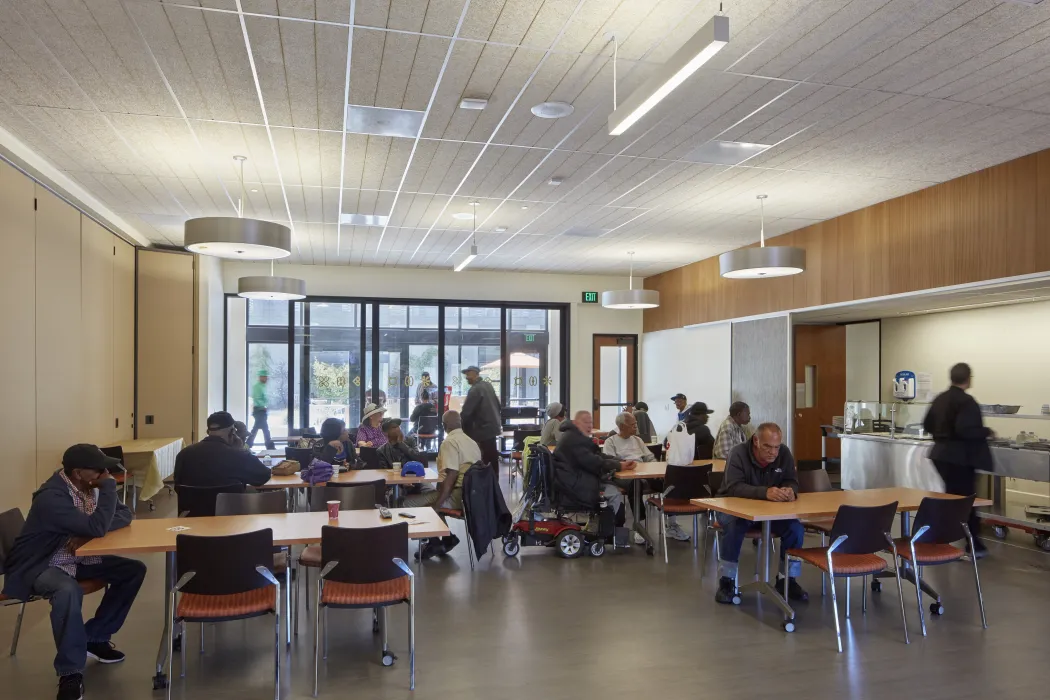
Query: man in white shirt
[[404, 410, 481, 559]]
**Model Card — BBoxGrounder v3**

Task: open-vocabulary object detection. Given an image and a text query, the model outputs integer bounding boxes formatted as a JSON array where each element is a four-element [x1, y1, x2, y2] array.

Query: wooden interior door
[[592, 335, 636, 432], [793, 325, 846, 463]]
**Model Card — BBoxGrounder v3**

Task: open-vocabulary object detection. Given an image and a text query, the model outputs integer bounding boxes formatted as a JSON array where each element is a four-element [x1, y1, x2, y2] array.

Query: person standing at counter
[[922, 362, 993, 558]]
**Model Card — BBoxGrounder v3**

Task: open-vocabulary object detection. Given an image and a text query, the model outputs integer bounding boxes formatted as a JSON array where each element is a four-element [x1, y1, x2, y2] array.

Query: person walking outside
[[248, 369, 276, 450], [460, 365, 502, 472]]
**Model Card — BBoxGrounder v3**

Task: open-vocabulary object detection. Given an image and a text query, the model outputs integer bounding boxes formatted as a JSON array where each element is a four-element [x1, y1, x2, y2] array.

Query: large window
[[227, 297, 568, 445]]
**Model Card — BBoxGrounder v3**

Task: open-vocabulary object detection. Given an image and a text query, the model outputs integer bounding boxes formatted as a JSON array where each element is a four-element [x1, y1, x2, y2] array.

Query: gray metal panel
[[731, 316, 790, 433]]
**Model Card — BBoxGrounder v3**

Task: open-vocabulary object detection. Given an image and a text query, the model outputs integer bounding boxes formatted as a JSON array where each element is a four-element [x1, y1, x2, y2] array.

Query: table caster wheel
[[930, 602, 944, 616], [149, 501, 156, 512], [782, 620, 795, 633], [1035, 533, 1050, 552], [870, 580, 882, 593], [152, 672, 168, 690], [992, 525, 1009, 539], [645, 544, 654, 557], [731, 594, 741, 605], [372, 612, 380, 634], [382, 652, 397, 666]]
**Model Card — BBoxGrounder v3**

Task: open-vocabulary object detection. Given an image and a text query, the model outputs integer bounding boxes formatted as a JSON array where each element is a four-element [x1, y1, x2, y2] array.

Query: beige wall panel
[[0, 162, 38, 510], [137, 250, 194, 445], [113, 239, 135, 440], [81, 218, 114, 445], [35, 186, 83, 484]]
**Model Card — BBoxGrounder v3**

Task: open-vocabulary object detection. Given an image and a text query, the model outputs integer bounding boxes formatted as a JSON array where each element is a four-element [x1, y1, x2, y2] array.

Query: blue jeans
[[31, 556, 147, 676], [716, 513, 803, 580]]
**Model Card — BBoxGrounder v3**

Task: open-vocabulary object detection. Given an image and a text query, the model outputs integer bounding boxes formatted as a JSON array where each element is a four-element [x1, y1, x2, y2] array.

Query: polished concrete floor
[[3, 476, 1049, 700]]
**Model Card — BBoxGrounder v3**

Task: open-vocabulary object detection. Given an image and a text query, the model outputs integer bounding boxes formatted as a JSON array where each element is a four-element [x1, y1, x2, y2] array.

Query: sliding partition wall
[[226, 297, 568, 442]]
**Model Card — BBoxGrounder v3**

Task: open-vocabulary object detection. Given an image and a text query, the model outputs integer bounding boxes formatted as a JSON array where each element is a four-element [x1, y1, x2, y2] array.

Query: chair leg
[[661, 509, 668, 565], [891, 552, 910, 645], [845, 577, 851, 619], [911, 543, 927, 636], [285, 556, 292, 645], [200, 622, 205, 653], [827, 562, 842, 653], [323, 607, 329, 660], [466, 522, 476, 571], [180, 619, 186, 678], [273, 588, 281, 700], [701, 526, 710, 579], [693, 514, 699, 551], [294, 561, 300, 637], [964, 525, 989, 628], [381, 606, 389, 657], [820, 532, 827, 597], [862, 575, 867, 614], [167, 593, 177, 700], [313, 584, 322, 697], [9, 602, 26, 656], [407, 598, 415, 691]]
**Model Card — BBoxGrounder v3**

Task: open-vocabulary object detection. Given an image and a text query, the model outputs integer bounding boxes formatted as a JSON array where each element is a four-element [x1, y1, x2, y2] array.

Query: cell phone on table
[[398, 512, 416, 519]]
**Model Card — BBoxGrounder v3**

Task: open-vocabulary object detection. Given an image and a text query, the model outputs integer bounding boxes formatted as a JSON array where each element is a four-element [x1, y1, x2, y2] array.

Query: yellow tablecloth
[[104, 437, 183, 501]]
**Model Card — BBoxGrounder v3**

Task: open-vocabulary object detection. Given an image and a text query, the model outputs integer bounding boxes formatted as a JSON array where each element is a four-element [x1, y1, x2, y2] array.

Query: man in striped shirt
[[713, 402, 755, 459]]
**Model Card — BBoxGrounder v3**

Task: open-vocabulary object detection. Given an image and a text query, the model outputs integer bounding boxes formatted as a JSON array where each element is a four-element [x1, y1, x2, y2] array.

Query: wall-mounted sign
[[524, 333, 535, 342], [582, 291, 599, 303]]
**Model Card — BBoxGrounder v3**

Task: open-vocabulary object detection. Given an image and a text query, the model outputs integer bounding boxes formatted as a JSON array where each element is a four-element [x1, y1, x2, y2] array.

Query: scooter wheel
[[1035, 533, 1050, 552], [503, 536, 521, 557], [589, 540, 606, 557], [555, 530, 584, 558]]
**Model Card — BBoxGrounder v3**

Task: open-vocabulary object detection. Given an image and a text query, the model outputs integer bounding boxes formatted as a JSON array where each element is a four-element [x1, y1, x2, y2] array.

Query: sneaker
[[440, 534, 461, 554], [665, 520, 691, 542], [57, 674, 84, 700], [776, 575, 809, 602], [632, 531, 646, 545], [714, 577, 739, 605], [86, 641, 125, 664], [414, 540, 445, 561]]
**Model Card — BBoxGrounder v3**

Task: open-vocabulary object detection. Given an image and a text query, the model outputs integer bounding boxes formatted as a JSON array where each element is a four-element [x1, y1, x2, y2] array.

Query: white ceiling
[[3, 0, 1050, 276]]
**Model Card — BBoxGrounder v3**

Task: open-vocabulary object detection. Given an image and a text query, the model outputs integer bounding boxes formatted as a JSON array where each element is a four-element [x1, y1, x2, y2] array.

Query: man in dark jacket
[[714, 423, 807, 605], [2, 445, 145, 700], [377, 418, 425, 469], [173, 411, 272, 490], [553, 411, 635, 516], [923, 362, 993, 557], [460, 365, 502, 472], [684, 401, 716, 460]]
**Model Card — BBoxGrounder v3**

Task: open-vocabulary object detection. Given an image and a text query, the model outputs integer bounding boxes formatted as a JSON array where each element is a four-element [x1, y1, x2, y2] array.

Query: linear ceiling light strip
[[335, 0, 356, 260]]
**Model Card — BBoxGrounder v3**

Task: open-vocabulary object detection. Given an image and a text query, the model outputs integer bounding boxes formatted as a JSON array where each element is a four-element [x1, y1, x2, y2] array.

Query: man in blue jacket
[[3, 444, 145, 700]]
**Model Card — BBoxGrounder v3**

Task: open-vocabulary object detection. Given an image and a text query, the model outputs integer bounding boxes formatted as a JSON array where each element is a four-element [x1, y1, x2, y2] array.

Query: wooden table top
[[76, 508, 448, 555], [615, 458, 726, 480], [104, 437, 183, 454], [692, 487, 994, 522], [256, 467, 440, 490]]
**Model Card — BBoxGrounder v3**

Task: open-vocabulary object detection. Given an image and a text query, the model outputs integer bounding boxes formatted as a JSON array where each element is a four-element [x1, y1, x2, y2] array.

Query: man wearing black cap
[[671, 393, 688, 421], [2, 444, 145, 700], [684, 401, 716, 460], [173, 411, 272, 490], [460, 365, 502, 472]]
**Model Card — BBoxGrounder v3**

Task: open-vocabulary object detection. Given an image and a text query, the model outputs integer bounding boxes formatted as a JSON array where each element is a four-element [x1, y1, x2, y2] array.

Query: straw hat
[[361, 403, 387, 422]]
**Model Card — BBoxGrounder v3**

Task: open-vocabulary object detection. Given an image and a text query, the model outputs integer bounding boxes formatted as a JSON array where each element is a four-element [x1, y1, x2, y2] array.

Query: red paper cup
[[326, 501, 339, 520]]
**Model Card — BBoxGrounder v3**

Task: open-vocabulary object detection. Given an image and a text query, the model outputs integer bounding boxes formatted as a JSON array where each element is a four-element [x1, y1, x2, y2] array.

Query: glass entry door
[[298, 302, 363, 434], [592, 335, 637, 432]]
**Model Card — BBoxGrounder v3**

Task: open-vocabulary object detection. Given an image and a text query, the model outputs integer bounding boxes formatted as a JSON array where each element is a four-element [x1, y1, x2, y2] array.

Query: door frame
[[592, 334, 638, 430]]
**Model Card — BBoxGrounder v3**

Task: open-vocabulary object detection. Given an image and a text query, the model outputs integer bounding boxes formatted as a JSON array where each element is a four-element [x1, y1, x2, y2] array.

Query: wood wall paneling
[[137, 250, 195, 446], [81, 218, 115, 445], [644, 148, 1050, 331], [113, 239, 135, 440], [35, 186, 83, 485], [0, 162, 38, 511]]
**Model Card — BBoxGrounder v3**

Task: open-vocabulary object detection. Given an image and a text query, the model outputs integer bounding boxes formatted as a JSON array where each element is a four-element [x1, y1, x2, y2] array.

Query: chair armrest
[[178, 511, 190, 518], [255, 565, 281, 586], [392, 557, 414, 579], [827, 534, 848, 554], [318, 561, 339, 580], [909, 524, 930, 545], [174, 571, 196, 591]]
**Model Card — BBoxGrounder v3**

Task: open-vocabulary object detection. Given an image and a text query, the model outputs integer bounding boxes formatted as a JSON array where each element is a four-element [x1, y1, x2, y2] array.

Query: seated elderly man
[[377, 418, 425, 469], [540, 401, 566, 447], [403, 411, 479, 559], [713, 401, 754, 459], [173, 411, 272, 489], [715, 423, 808, 604], [553, 411, 635, 524]]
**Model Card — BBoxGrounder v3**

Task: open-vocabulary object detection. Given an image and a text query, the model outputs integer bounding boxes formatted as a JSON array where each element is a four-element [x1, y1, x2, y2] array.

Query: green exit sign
[[582, 291, 599, 303], [524, 334, 535, 342]]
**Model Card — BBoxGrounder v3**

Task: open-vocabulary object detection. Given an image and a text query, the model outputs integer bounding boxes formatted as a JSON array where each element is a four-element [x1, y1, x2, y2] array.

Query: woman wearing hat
[[356, 403, 388, 448]]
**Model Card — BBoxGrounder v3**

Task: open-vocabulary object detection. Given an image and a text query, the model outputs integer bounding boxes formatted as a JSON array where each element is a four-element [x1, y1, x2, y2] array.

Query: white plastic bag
[[665, 421, 695, 466]]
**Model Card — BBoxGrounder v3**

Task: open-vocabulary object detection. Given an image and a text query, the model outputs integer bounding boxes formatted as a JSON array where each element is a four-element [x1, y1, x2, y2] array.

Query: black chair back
[[176, 529, 275, 596], [285, 447, 314, 470], [664, 464, 714, 500], [798, 469, 834, 493], [708, 470, 725, 496], [359, 446, 380, 469], [100, 446, 127, 474], [502, 406, 540, 423], [326, 478, 387, 504], [0, 508, 26, 574], [309, 483, 383, 513], [177, 483, 246, 517], [512, 428, 541, 451], [912, 495, 976, 544], [215, 491, 288, 516], [829, 502, 898, 554], [417, 415, 440, 436], [321, 523, 408, 585]]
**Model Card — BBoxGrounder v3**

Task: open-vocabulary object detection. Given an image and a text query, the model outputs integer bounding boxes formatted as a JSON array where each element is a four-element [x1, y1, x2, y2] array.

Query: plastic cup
[[326, 501, 339, 520], [392, 462, 402, 472]]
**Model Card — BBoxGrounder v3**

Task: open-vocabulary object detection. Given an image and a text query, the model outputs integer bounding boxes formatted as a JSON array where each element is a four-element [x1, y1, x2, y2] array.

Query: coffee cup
[[392, 462, 402, 472], [326, 501, 339, 520]]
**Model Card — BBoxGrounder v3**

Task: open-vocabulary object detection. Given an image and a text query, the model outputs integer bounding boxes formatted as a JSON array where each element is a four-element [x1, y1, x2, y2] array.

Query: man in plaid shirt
[[3, 445, 144, 700], [713, 402, 755, 459]]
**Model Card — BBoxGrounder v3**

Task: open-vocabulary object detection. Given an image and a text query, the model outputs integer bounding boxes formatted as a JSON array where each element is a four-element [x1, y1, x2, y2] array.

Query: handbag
[[300, 458, 334, 485], [270, 460, 299, 476], [665, 421, 696, 466]]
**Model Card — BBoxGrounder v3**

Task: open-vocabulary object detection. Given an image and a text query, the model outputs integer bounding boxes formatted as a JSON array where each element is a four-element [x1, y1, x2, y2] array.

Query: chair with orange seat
[[168, 529, 282, 700], [787, 501, 909, 652], [891, 494, 987, 636], [313, 522, 415, 695], [646, 463, 712, 563]]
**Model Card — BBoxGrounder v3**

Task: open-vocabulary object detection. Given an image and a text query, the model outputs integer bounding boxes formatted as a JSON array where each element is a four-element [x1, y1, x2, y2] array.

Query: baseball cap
[[461, 365, 481, 374], [671, 393, 687, 401], [207, 411, 236, 431], [689, 401, 715, 415], [62, 444, 120, 473], [258, 369, 269, 377], [381, 417, 403, 433]]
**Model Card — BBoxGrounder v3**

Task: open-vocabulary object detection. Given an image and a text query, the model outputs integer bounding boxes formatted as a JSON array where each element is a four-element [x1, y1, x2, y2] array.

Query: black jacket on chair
[[552, 421, 620, 510], [923, 386, 993, 471], [461, 464, 511, 556]]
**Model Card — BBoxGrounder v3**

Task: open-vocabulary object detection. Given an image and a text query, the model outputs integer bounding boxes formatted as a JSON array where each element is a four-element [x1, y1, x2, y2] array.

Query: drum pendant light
[[719, 194, 805, 278], [238, 260, 307, 300], [602, 252, 660, 309], [184, 156, 292, 260]]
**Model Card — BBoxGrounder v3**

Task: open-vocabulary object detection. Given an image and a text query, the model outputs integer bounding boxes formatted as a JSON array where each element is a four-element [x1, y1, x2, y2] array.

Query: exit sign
[[524, 334, 536, 342], [582, 291, 599, 303]]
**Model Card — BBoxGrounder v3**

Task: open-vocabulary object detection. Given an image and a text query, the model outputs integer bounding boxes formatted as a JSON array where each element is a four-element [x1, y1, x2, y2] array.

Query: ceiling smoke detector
[[547, 176, 565, 186], [531, 101, 574, 119]]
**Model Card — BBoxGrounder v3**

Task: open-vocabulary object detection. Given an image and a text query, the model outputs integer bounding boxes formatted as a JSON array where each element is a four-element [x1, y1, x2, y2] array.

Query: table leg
[[630, 480, 655, 554], [740, 521, 795, 622], [153, 551, 175, 689]]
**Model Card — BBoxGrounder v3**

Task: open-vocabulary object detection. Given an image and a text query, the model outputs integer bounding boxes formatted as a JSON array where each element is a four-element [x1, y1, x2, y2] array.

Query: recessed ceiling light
[[345, 104, 424, 138], [685, 140, 771, 166], [250, 188, 259, 193], [339, 213, 389, 226], [459, 97, 488, 110], [531, 101, 574, 119], [520, 205, 529, 210], [547, 176, 565, 186], [494, 226, 508, 233], [453, 212, 475, 220]]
